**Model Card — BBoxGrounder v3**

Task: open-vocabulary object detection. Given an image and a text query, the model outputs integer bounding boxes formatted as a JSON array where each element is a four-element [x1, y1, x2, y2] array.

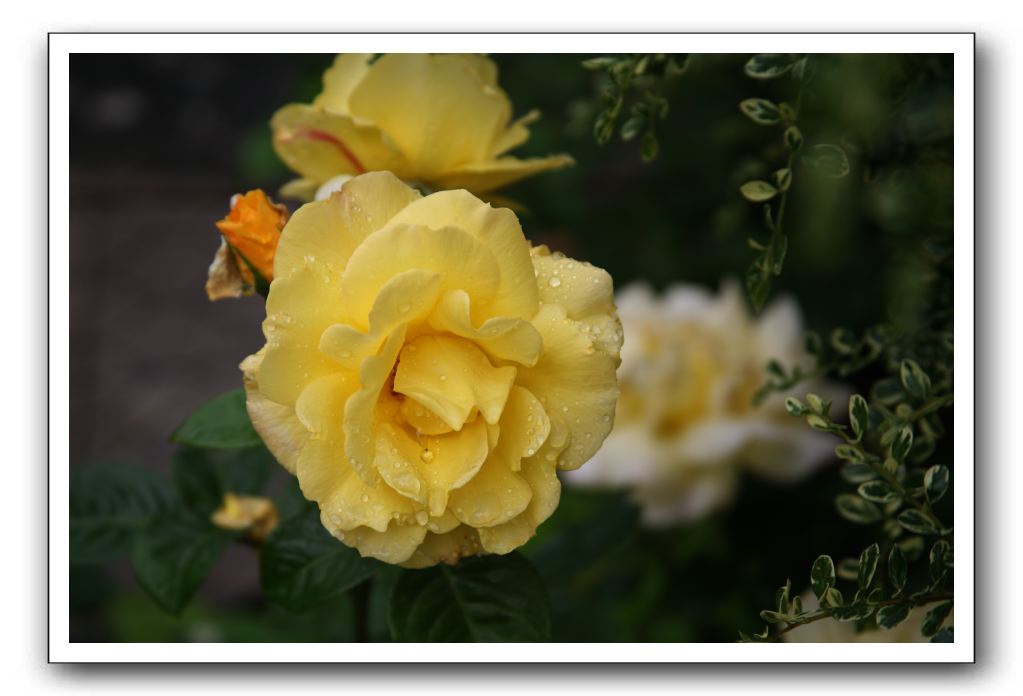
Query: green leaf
[[889, 545, 908, 595], [931, 627, 954, 642], [810, 555, 835, 599], [897, 509, 939, 536], [802, 143, 850, 179], [745, 259, 772, 313], [785, 397, 807, 416], [172, 446, 274, 519], [389, 553, 551, 642], [640, 132, 659, 162], [831, 604, 875, 622], [170, 390, 263, 450], [740, 180, 778, 203], [837, 558, 859, 582], [260, 506, 379, 612], [898, 535, 926, 563], [921, 602, 953, 637], [131, 513, 235, 615], [849, 394, 869, 441], [582, 56, 617, 71], [900, 359, 932, 400], [858, 480, 900, 504], [834, 445, 864, 462], [929, 541, 950, 583], [784, 126, 804, 151], [858, 543, 880, 589], [70, 462, 174, 564], [772, 168, 792, 192], [835, 493, 883, 524], [760, 610, 787, 624], [775, 578, 793, 613], [821, 586, 844, 608], [890, 426, 914, 462], [841, 462, 878, 484], [876, 602, 913, 630], [620, 115, 644, 141], [924, 465, 950, 504], [739, 98, 781, 125], [744, 53, 801, 79]]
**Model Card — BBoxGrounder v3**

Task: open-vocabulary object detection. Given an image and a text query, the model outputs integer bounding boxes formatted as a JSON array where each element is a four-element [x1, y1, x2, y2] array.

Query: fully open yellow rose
[[271, 54, 573, 201], [241, 171, 621, 567]]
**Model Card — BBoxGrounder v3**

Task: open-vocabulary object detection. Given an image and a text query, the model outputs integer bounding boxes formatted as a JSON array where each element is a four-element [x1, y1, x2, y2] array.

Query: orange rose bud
[[215, 190, 289, 283]]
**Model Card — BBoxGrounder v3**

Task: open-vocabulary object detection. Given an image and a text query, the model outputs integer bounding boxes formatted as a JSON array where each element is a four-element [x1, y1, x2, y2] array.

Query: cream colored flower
[[565, 280, 840, 525], [783, 591, 951, 642], [271, 54, 573, 201], [241, 171, 621, 567]]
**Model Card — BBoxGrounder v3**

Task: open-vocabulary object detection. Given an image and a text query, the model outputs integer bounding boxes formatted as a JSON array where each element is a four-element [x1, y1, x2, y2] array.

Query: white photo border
[[49, 32, 975, 663]]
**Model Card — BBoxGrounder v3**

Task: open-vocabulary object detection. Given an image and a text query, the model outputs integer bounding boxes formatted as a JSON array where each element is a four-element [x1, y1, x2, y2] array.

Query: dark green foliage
[[70, 462, 174, 564], [389, 553, 551, 642], [260, 506, 380, 612]]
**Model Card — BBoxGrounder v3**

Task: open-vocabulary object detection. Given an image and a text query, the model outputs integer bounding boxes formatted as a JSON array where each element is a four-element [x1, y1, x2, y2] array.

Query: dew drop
[[420, 449, 435, 463], [399, 302, 411, 313], [548, 276, 562, 288], [361, 494, 369, 503]]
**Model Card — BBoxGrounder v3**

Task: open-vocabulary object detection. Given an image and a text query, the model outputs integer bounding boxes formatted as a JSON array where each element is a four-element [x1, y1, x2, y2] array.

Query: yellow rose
[[271, 54, 573, 201], [240, 171, 621, 567], [566, 281, 843, 525]]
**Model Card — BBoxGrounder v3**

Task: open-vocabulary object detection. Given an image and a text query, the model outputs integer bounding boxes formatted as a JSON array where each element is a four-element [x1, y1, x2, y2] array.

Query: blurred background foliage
[[69, 52, 953, 642]]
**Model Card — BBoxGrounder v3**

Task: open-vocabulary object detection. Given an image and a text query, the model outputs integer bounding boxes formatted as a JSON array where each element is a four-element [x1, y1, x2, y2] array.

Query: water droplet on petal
[[548, 277, 562, 288]]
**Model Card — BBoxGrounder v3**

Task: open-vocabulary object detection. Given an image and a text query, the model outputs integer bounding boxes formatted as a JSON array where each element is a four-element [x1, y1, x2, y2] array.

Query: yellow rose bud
[[211, 492, 280, 543], [206, 190, 289, 300], [240, 171, 621, 567], [271, 54, 573, 201]]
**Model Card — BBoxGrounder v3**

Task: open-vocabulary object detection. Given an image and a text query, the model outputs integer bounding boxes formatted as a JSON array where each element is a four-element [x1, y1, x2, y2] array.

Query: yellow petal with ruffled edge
[[384, 189, 539, 320], [342, 326, 407, 484], [258, 266, 346, 407], [417, 417, 491, 516], [274, 171, 421, 282], [314, 53, 373, 113], [488, 386, 550, 473], [393, 335, 516, 431], [340, 224, 500, 331], [373, 422, 427, 504], [332, 521, 428, 565], [320, 269, 441, 370], [490, 110, 540, 158], [431, 154, 574, 194], [271, 103, 407, 184], [428, 290, 543, 367], [240, 350, 308, 474], [477, 455, 561, 554], [347, 54, 510, 177], [516, 303, 621, 471], [447, 455, 533, 528], [400, 526, 484, 569]]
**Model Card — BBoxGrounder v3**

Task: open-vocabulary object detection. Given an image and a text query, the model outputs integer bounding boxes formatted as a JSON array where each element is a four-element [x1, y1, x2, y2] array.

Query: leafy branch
[[583, 54, 689, 162], [738, 54, 850, 311]]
